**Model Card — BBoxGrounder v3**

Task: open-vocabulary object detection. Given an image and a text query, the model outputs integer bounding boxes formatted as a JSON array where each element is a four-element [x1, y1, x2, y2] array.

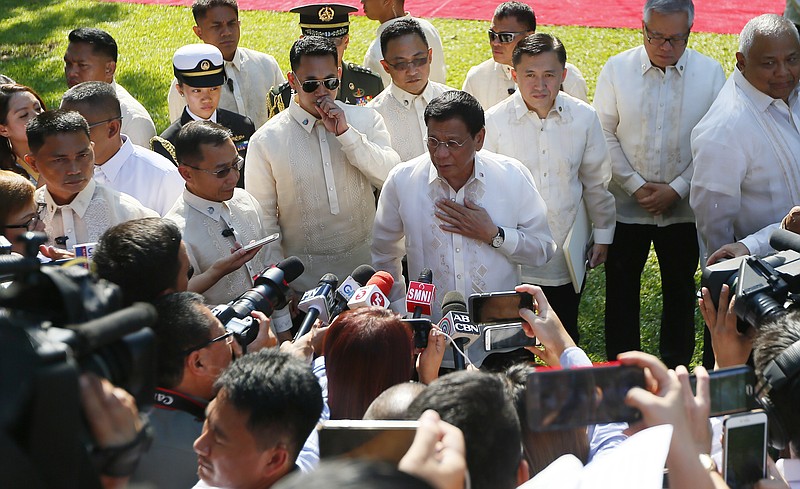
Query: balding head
[[736, 14, 800, 102]]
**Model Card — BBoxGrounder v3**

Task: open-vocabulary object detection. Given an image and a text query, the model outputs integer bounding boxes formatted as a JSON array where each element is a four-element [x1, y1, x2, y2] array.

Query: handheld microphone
[[294, 273, 338, 340], [406, 268, 435, 318], [329, 264, 375, 320], [770, 228, 800, 253], [347, 271, 394, 310], [437, 291, 480, 370]]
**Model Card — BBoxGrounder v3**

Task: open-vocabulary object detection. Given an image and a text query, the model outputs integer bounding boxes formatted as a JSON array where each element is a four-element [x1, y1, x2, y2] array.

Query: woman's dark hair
[[324, 307, 414, 419], [0, 84, 46, 175]]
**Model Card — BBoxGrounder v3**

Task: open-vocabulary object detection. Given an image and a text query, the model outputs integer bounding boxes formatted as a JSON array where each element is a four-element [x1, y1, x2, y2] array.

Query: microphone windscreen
[[418, 268, 433, 283], [441, 291, 467, 316], [278, 256, 305, 282], [770, 228, 800, 253], [320, 273, 339, 287], [351, 264, 376, 286], [367, 271, 395, 296]]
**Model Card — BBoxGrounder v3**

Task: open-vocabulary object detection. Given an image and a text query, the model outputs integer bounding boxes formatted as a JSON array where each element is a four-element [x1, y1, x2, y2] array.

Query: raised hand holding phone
[[315, 94, 348, 136]]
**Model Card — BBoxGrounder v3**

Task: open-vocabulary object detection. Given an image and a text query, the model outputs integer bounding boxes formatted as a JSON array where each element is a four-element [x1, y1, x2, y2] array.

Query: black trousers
[[540, 283, 582, 345], [604, 222, 699, 368]]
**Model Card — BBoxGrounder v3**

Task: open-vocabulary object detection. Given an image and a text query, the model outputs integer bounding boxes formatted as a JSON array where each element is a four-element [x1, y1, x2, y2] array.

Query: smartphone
[[318, 419, 418, 464], [469, 291, 534, 326], [526, 363, 645, 431], [403, 318, 432, 349], [484, 323, 538, 351], [241, 233, 280, 252], [723, 410, 768, 488], [689, 365, 757, 417]]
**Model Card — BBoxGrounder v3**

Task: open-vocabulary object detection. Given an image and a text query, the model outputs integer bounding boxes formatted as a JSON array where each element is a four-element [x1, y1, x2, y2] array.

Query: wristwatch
[[491, 226, 505, 248]]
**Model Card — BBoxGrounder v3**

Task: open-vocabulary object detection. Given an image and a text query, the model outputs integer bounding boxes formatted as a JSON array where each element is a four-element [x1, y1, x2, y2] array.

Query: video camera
[[702, 228, 800, 332], [0, 232, 157, 488]]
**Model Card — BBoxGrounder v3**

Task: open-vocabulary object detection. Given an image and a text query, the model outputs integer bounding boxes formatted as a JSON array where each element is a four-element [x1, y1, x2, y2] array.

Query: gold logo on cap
[[200, 60, 210, 70], [319, 6, 334, 22]]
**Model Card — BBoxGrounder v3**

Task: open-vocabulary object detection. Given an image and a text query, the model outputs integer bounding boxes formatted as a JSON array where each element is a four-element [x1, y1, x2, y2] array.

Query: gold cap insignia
[[319, 6, 334, 22], [200, 60, 210, 70]]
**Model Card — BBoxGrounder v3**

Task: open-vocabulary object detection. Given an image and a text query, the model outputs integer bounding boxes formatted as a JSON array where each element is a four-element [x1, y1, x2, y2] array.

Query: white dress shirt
[[363, 14, 447, 87], [245, 98, 401, 292], [93, 135, 184, 216], [367, 80, 452, 161], [35, 179, 158, 249], [113, 82, 157, 149], [168, 47, 285, 129], [372, 149, 556, 320], [691, 68, 800, 257], [165, 188, 292, 332], [593, 46, 725, 226], [485, 91, 615, 286], [462, 58, 589, 110]]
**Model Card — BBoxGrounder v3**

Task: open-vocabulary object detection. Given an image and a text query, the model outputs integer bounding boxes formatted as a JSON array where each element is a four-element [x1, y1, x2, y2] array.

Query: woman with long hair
[[0, 83, 46, 185]]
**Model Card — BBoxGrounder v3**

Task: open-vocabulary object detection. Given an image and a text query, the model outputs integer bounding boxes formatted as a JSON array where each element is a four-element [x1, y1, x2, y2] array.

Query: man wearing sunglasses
[[166, 121, 294, 342], [268, 3, 384, 119], [368, 18, 453, 162], [462, 1, 588, 111], [593, 0, 725, 369], [246, 36, 400, 294], [61, 81, 184, 216]]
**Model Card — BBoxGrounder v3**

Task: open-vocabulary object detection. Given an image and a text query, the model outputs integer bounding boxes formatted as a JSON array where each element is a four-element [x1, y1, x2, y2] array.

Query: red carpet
[[104, 0, 785, 34]]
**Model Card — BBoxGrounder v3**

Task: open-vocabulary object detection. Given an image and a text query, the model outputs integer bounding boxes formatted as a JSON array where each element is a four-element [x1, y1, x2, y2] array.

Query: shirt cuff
[[621, 173, 647, 196], [593, 227, 615, 245], [271, 307, 293, 333], [335, 124, 357, 147], [560, 346, 592, 368], [669, 176, 690, 199], [738, 236, 763, 257], [499, 226, 518, 254]]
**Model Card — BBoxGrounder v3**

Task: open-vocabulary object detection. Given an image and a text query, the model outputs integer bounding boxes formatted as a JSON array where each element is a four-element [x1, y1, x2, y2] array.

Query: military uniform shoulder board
[[346, 62, 378, 77], [150, 136, 178, 166], [267, 81, 292, 120]]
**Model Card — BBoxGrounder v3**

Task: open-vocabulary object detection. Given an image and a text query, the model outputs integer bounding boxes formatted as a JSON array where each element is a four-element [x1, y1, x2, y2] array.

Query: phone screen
[[484, 324, 537, 351], [724, 419, 767, 488], [526, 365, 644, 431], [690, 366, 757, 417], [469, 291, 534, 325]]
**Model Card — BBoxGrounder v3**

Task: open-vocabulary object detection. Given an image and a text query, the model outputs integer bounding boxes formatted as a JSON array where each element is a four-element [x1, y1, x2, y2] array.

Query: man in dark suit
[[153, 43, 254, 188]]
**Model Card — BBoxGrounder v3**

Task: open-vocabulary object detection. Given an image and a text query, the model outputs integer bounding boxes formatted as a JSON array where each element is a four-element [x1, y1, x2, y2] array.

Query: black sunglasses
[[294, 75, 341, 93], [488, 29, 529, 43]]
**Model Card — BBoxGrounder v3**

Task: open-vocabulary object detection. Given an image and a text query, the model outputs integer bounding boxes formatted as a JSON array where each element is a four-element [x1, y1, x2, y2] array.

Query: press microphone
[[437, 291, 480, 370], [406, 268, 435, 318], [329, 264, 375, 320], [295, 273, 339, 340], [770, 228, 800, 253], [347, 270, 394, 310]]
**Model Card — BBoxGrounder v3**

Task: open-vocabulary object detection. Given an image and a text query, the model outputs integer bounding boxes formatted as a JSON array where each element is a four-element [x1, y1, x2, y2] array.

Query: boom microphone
[[770, 228, 800, 254], [329, 264, 376, 320], [294, 273, 339, 340], [347, 271, 394, 310], [406, 268, 435, 319], [437, 291, 480, 370]]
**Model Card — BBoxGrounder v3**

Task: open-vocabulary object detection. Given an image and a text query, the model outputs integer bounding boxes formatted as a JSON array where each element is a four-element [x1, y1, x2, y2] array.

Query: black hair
[[25, 109, 89, 154], [424, 90, 485, 137], [379, 18, 428, 57], [274, 459, 434, 489], [214, 349, 324, 460], [289, 36, 339, 71], [192, 0, 238, 22], [175, 120, 232, 167], [407, 370, 522, 489], [150, 292, 213, 388], [512, 33, 567, 67], [68, 28, 118, 62], [494, 1, 536, 32], [61, 81, 121, 119], [93, 217, 184, 306]]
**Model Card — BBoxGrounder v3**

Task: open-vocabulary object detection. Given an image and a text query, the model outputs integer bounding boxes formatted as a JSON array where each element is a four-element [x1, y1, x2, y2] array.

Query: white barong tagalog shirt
[[113, 81, 157, 148]]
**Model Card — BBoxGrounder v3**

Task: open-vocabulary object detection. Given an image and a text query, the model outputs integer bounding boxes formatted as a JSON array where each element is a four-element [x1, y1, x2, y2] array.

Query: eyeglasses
[[643, 24, 689, 47], [488, 29, 529, 43], [182, 330, 234, 355], [182, 155, 243, 179], [425, 136, 469, 151], [385, 56, 429, 72], [87, 116, 123, 129], [293, 75, 341, 93], [5, 203, 45, 232]]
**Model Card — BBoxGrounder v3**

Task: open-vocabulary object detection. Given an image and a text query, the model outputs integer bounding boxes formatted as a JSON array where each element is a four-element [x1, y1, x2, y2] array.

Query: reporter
[[0, 83, 46, 185], [698, 284, 753, 369]]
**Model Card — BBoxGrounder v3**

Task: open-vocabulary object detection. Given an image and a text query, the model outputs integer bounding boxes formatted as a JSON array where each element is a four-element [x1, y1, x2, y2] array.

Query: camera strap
[[153, 387, 208, 420]]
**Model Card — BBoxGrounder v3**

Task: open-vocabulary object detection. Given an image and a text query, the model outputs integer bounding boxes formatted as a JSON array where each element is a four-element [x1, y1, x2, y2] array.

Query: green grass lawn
[[1, 0, 740, 366]]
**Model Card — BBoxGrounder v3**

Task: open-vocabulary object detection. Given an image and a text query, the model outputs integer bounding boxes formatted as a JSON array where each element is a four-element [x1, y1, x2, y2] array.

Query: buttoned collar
[[427, 151, 489, 187], [226, 48, 244, 71], [495, 61, 513, 81], [287, 97, 324, 134], [388, 81, 437, 109], [511, 90, 567, 121], [639, 46, 688, 77], [733, 67, 800, 112], [376, 13, 412, 36], [186, 107, 218, 122], [43, 178, 96, 218], [95, 134, 133, 183], [182, 188, 225, 222]]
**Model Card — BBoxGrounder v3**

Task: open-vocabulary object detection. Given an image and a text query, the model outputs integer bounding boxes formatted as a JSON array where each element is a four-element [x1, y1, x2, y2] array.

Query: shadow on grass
[[0, 0, 124, 45]]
